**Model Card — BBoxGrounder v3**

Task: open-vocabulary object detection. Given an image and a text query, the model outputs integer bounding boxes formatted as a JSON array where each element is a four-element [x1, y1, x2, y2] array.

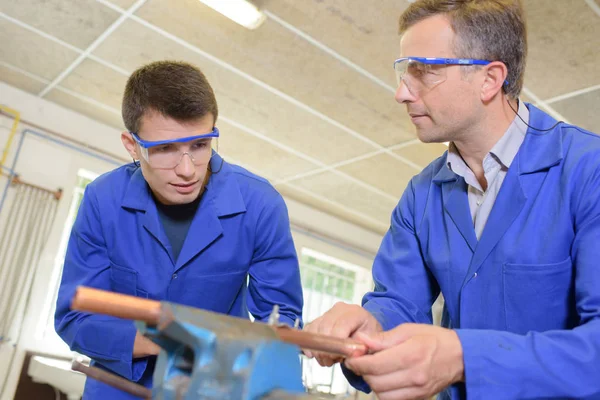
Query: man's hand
[[133, 331, 161, 358], [344, 324, 464, 400], [303, 302, 382, 366]]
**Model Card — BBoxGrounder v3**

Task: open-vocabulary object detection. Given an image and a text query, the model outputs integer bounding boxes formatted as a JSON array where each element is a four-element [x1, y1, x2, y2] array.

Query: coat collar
[[517, 104, 563, 174], [121, 152, 246, 217], [432, 103, 563, 184]]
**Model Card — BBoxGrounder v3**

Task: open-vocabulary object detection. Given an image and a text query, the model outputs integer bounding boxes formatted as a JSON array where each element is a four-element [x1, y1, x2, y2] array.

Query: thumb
[[354, 323, 419, 352]]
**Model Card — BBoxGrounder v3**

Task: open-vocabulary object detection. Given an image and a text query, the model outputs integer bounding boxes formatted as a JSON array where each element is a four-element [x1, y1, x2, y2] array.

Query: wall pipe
[[0, 105, 21, 170], [0, 128, 124, 218], [24, 129, 124, 167], [0, 110, 128, 165], [0, 130, 26, 221]]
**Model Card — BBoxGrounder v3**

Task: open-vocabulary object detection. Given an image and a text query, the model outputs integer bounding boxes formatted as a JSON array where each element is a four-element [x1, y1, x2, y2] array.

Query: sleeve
[[246, 189, 304, 328], [363, 179, 440, 330], [346, 179, 441, 392], [54, 185, 148, 381], [456, 161, 600, 399]]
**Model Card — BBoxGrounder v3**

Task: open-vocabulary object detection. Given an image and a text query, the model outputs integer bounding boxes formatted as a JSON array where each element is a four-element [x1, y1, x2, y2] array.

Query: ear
[[480, 61, 508, 102], [121, 131, 138, 160]]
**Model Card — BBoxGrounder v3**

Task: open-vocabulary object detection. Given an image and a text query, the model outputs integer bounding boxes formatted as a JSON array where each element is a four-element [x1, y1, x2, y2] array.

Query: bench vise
[[70, 287, 366, 400]]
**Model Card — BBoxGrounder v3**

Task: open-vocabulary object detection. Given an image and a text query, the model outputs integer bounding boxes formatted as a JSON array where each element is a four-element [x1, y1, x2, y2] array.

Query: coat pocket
[[171, 269, 248, 314], [503, 257, 574, 334], [109, 262, 148, 298]]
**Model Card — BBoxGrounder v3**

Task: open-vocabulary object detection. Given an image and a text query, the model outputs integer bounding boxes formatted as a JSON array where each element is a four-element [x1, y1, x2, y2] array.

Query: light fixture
[[199, 0, 266, 30]]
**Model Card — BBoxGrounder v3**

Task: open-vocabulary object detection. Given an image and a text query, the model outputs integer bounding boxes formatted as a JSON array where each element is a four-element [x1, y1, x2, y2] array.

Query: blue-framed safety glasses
[[131, 127, 219, 169], [393, 57, 492, 95]]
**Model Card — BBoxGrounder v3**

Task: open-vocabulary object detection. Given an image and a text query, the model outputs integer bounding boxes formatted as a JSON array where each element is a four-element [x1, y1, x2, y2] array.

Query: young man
[[305, 1, 600, 399], [55, 61, 304, 399]]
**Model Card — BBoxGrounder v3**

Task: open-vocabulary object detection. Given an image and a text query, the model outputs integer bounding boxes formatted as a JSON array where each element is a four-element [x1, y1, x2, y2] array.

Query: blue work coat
[[352, 105, 600, 399], [55, 153, 304, 399]]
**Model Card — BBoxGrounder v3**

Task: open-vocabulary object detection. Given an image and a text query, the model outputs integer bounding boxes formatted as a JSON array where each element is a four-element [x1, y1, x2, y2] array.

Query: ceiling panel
[[57, 58, 128, 109], [259, 0, 408, 89], [289, 171, 398, 223], [523, 0, 600, 99], [0, 19, 79, 81], [92, 20, 377, 164], [336, 153, 416, 198], [135, 0, 416, 146], [0, 0, 120, 49], [0, 64, 47, 94], [519, 91, 536, 104], [45, 88, 124, 130], [276, 182, 389, 234], [105, 0, 138, 9], [551, 89, 600, 133], [217, 119, 318, 181], [394, 142, 448, 168], [215, 94, 374, 165]]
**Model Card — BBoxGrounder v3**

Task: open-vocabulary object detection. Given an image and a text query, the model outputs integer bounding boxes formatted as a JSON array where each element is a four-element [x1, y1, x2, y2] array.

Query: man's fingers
[[372, 385, 427, 400], [345, 353, 379, 376], [344, 340, 419, 376], [304, 309, 341, 337], [355, 323, 419, 352], [314, 354, 343, 367], [354, 331, 389, 352], [328, 317, 362, 342], [362, 367, 427, 393], [305, 303, 374, 342], [346, 325, 462, 400], [302, 303, 380, 367], [303, 319, 320, 334]]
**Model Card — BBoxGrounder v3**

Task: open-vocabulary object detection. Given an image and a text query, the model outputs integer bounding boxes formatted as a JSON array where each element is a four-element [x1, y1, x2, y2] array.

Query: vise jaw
[[138, 302, 305, 400]]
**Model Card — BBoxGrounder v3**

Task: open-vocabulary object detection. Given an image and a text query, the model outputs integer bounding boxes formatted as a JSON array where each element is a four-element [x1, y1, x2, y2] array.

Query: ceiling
[[1, 0, 599, 234]]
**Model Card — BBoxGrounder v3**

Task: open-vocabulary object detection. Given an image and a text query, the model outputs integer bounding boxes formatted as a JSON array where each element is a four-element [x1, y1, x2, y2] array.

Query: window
[[37, 169, 98, 343], [299, 248, 373, 395]]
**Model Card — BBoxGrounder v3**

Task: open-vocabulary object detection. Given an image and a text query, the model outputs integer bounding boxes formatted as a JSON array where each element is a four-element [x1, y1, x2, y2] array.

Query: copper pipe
[[71, 286, 161, 325], [275, 327, 366, 358], [72, 287, 367, 358], [71, 361, 151, 399]]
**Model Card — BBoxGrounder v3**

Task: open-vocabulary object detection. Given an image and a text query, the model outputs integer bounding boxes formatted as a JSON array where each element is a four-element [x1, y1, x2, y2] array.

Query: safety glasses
[[131, 127, 219, 169], [393, 57, 493, 95]]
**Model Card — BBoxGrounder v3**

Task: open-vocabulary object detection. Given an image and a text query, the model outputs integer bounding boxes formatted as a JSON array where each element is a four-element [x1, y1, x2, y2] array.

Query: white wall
[[0, 85, 128, 400], [0, 82, 383, 399]]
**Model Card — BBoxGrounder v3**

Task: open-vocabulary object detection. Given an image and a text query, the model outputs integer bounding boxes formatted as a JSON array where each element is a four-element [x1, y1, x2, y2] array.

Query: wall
[[0, 82, 384, 399], [0, 85, 128, 400]]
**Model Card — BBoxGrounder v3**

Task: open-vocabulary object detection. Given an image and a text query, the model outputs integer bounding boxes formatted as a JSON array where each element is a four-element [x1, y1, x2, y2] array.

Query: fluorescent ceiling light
[[199, 0, 266, 30]]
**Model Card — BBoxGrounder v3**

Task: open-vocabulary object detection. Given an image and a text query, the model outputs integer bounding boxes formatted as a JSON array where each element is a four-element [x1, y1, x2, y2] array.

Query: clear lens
[[394, 59, 448, 95], [145, 138, 213, 169]]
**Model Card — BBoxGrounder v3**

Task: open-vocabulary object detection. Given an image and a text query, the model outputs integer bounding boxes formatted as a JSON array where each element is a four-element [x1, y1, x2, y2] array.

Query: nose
[[174, 153, 195, 178], [395, 79, 417, 104]]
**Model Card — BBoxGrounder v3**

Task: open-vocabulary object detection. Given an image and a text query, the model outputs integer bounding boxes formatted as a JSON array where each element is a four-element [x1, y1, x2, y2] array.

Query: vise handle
[[72, 286, 367, 358], [71, 360, 151, 399]]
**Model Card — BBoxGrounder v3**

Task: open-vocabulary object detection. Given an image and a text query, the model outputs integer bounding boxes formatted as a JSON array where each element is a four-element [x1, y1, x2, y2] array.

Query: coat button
[[473, 272, 478, 278], [172, 273, 178, 280]]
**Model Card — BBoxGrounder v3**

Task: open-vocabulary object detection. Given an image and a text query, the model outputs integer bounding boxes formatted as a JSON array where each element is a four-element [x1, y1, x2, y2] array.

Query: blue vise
[[137, 302, 307, 400]]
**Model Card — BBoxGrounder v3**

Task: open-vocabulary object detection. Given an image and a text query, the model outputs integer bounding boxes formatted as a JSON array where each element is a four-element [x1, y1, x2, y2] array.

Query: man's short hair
[[122, 61, 218, 134], [399, 0, 527, 99]]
